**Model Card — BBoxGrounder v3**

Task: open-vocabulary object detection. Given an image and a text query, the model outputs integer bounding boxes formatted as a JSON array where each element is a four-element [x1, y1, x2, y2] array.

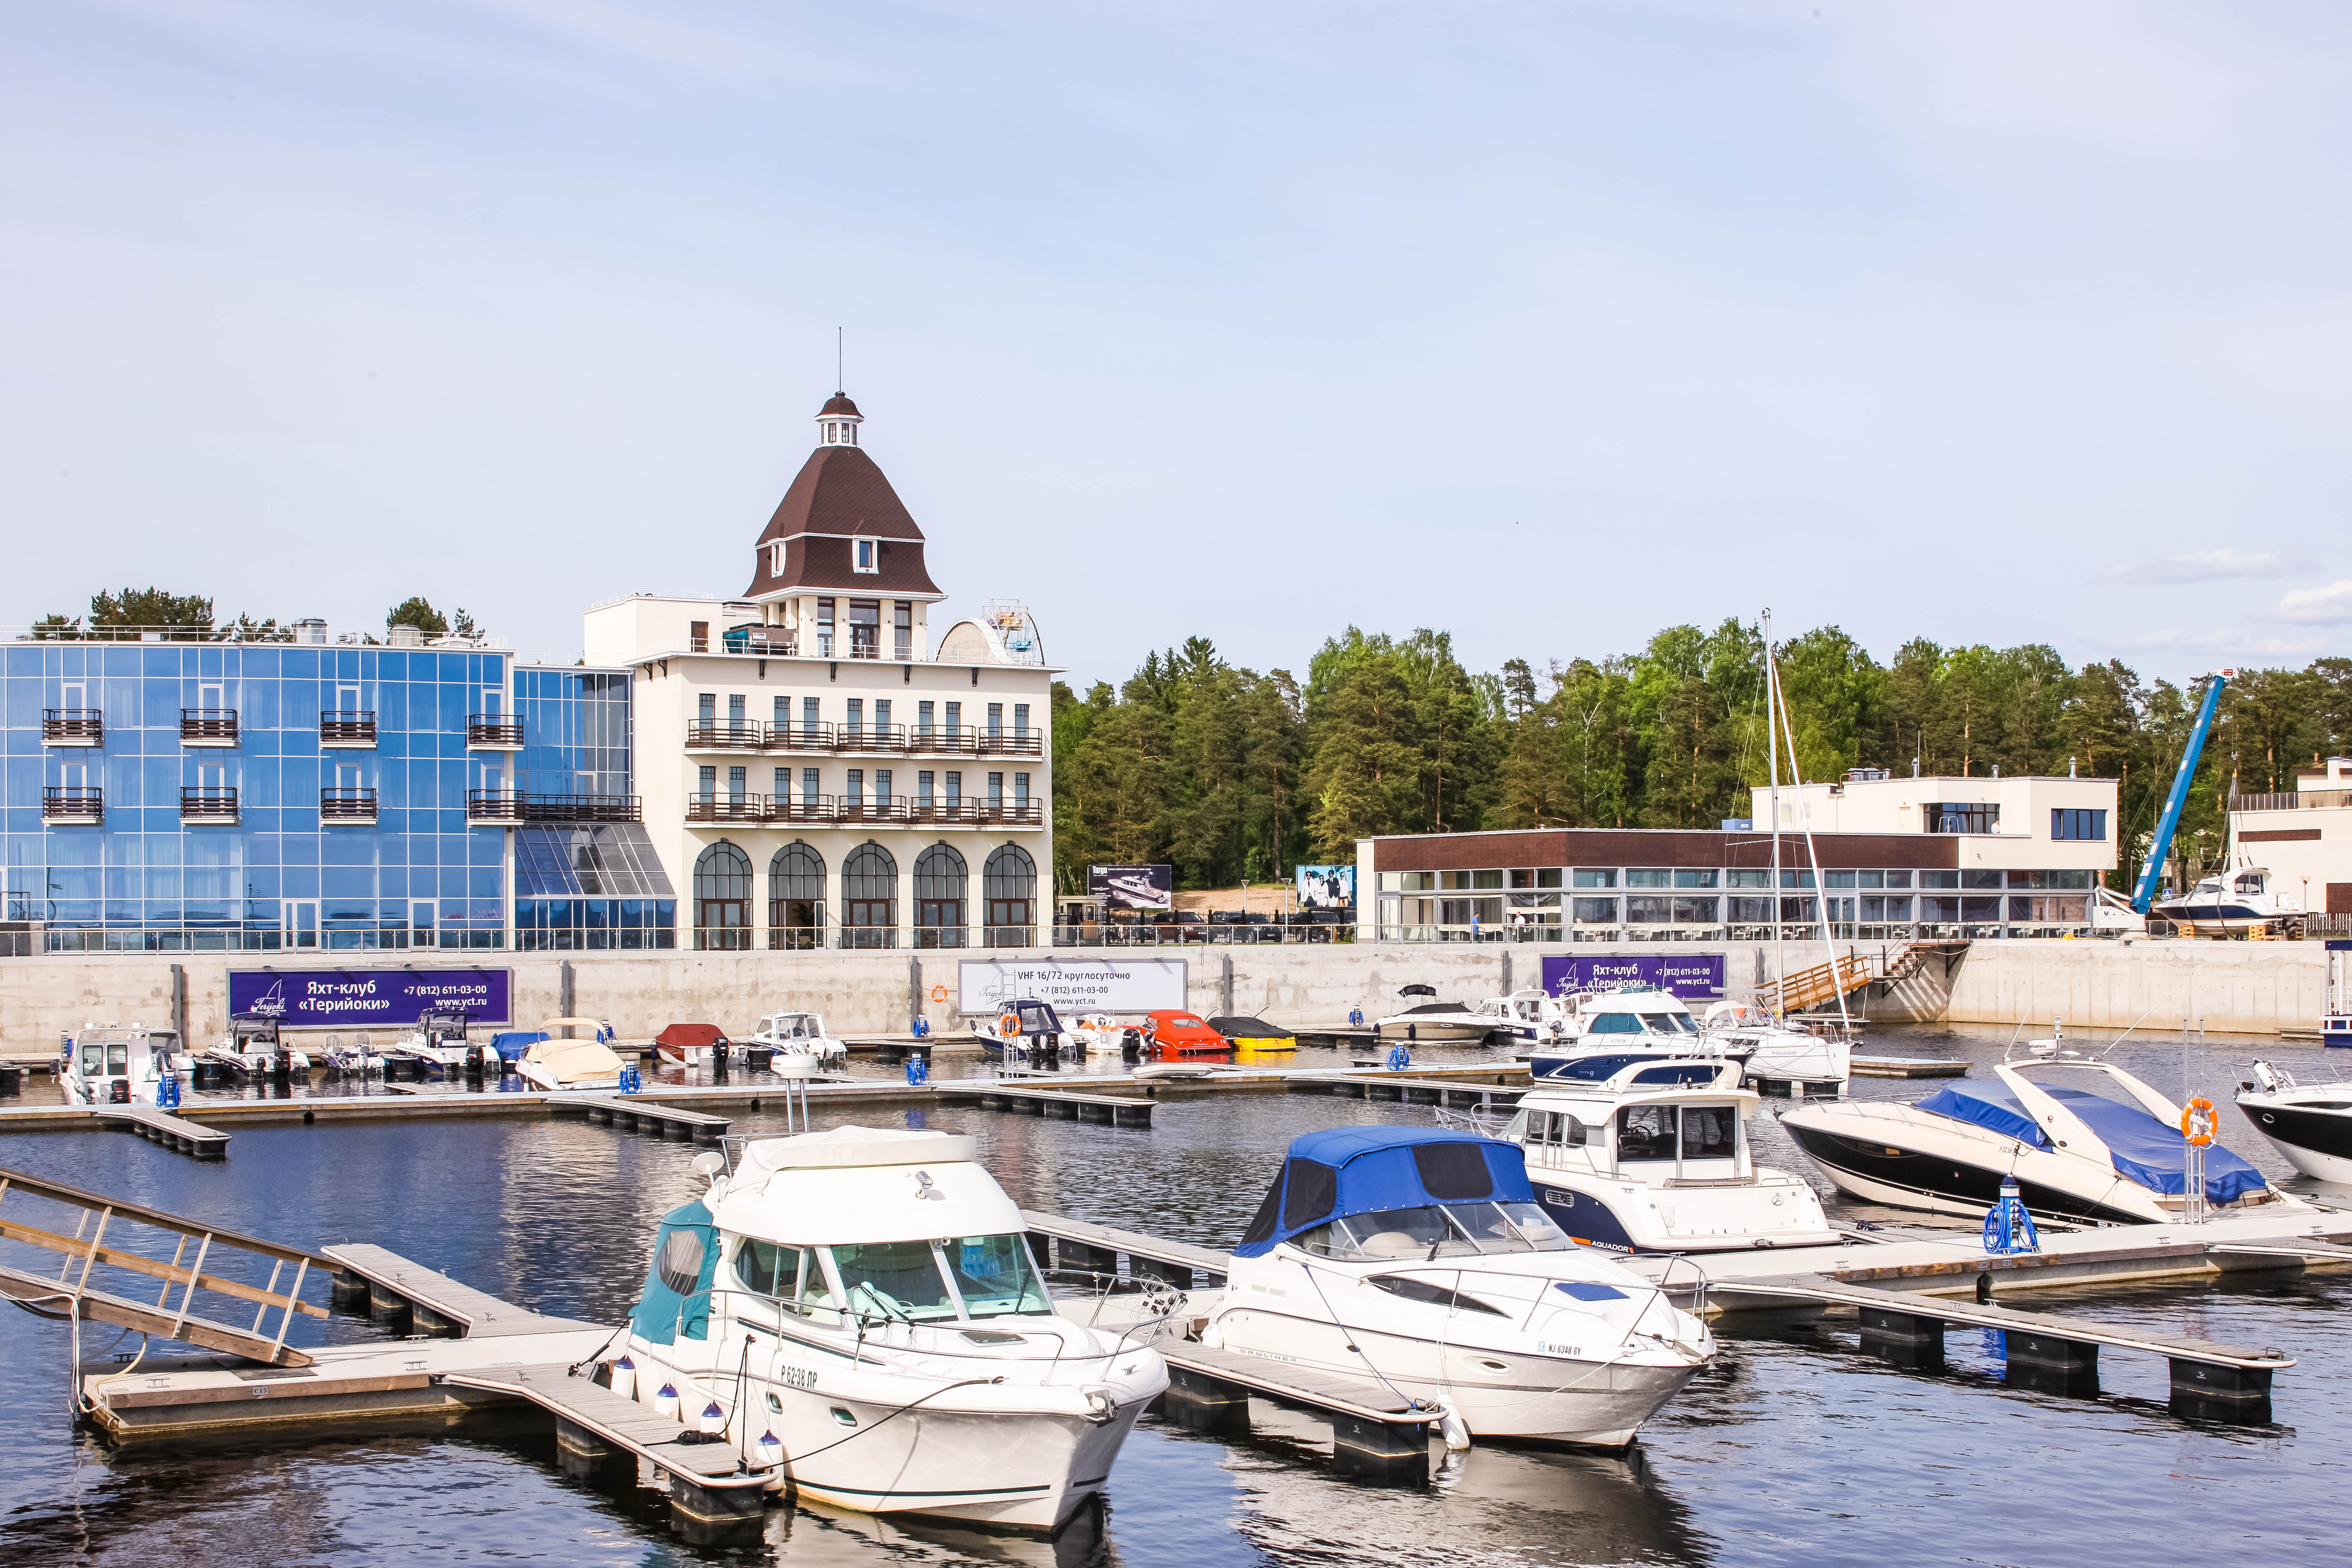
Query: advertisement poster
[[1087, 864, 1174, 912], [1538, 953, 1725, 1001], [1295, 865, 1356, 909], [227, 968, 512, 1028], [958, 956, 1187, 1016]]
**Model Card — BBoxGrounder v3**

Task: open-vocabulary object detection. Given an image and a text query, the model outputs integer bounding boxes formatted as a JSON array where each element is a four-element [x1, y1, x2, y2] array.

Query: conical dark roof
[[820, 393, 861, 417], [743, 443, 941, 599]]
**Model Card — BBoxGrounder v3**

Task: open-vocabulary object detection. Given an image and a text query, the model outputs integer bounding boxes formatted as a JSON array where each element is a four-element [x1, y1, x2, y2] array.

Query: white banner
[[957, 956, 1188, 1017]]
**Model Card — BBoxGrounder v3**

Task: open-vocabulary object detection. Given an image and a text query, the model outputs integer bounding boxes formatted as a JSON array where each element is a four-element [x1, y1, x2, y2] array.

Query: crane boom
[[2131, 669, 2232, 914]]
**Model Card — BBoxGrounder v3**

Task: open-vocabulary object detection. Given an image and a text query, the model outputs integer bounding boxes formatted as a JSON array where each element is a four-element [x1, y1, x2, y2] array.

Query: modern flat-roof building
[[1359, 770, 2120, 944], [2228, 757, 2352, 919]]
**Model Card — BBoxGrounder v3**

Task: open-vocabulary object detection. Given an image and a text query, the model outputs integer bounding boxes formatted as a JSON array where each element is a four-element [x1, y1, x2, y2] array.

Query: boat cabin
[[1562, 987, 1699, 1038], [1506, 1059, 1753, 1186]]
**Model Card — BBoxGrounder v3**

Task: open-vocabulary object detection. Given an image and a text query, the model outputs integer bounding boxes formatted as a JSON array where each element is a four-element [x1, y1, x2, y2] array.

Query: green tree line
[[1051, 622, 2352, 896], [29, 587, 482, 643]]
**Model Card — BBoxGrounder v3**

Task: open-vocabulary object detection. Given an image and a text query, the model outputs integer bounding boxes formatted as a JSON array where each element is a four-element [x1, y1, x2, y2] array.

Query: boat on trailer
[[607, 1126, 1167, 1531]]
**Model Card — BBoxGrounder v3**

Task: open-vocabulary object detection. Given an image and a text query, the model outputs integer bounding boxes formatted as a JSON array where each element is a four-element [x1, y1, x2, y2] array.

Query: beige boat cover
[[523, 1038, 624, 1084]]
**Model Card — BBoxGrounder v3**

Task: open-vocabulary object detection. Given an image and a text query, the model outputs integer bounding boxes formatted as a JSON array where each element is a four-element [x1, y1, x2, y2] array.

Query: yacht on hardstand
[[1698, 1001, 1852, 1097], [1781, 1028, 2307, 1224], [2152, 863, 2302, 936], [1503, 1058, 1838, 1252], [1525, 988, 1732, 1081], [611, 1126, 1167, 1531], [1200, 1127, 1716, 1447]]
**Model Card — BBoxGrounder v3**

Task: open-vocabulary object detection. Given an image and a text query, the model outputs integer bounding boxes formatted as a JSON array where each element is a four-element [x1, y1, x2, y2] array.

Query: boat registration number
[[1536, 1342, 1583, 1357], [777, 1364, 819, 1390]]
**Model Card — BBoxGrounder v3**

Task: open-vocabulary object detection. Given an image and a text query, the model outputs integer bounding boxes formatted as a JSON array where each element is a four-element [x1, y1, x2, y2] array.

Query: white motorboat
[[1066, 1011, 1145, 1058], [517, 1035, 628, 1092], [202, 1011, 312, 1080], [1201, 1127, 1715, 1447], [60, 1022, 178, 1106], [318, 1033, 382, 1076], [2153, 863, 2302, 936], [608, 1126, 1168, 1531], [1782, 1028, 2306, 1224], [1375, 985, 1497, 1044], [744, 1010, 849, 1070], [389, 1005, 487, 1075], [1698, 1001, 1851, 1097], [972, 998, 1079, 1065], [1502, 1058, 1839, 1252], [1526, 988, 1730, 1082], [2238, 1061, 2352, 1182], [1472, 990, 1571, 1047]]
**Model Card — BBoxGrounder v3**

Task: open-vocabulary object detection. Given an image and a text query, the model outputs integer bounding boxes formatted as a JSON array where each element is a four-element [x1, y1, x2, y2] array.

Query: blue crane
[[2131, 668, 2232, 914]]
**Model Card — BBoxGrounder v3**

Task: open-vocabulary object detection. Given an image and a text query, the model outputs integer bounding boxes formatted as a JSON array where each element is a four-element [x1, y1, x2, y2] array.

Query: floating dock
[[1850, 1055, 1973, 1079]]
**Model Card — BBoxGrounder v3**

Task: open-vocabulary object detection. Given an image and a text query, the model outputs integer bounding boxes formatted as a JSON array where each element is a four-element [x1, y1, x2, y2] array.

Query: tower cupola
[[817, 393, 862, 447]]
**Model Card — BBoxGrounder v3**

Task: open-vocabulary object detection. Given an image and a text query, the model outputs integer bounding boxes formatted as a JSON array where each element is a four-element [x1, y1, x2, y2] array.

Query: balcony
[[904, 728, 1042, 757], [42, 709, 102, 747], [904, 799, 1043, 826], [686, 793, 776, 825], [181, 708, 239, 747], [180, 786, 239, 823], [835, 798, 910, 825], [321, 786, 378, 823], [319, 711, 377, 749], [685, 721, 768, 751], [466, 790, 639, 823], [41, 787, 103, 823], [467, 715, 525, 749], [833, 725, 907, 754]]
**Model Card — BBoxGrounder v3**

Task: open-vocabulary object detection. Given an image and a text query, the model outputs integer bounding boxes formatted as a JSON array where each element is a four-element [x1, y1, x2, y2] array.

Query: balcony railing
[[180, 786, 239, 822], [42, 709, 102, 745], [682, 794, 1040, 827], [41, 787, 103, 823], [686, 793, 775, 824], [181, 708, 239, 745], [2232, 790, 2352, 811], [686, 721, 767, 750], [319, 711, 377, 747], [467, 790, 639, 823], [321, 786, 378, 822], [680, 721, 1044, 757], [467, 715, 525, 747]]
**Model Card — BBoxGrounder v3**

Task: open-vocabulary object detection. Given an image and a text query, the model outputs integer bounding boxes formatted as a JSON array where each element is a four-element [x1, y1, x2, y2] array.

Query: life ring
[[930, 985, 950, 1004], [998, 1013, 1020, 1038], [2180, 1097, 2217, 1146]]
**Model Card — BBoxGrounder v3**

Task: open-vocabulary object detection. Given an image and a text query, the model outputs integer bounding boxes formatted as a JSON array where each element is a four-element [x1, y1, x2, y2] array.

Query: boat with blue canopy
[[1782, 1025, 2308, 1225], [1202, 1127, 1716, 1447]]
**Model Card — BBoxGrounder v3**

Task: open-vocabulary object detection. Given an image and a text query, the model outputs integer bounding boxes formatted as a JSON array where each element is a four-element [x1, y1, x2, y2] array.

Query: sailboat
[[1706, 610, 1853, 1096]]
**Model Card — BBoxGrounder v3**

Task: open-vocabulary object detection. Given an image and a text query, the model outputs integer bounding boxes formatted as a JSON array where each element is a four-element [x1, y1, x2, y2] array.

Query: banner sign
[[958, 957, 1187, 1016], [227, 968, 512, 1028], [1295, 865, 1356, 909], [1538, 954, 1725, 1001], [1087, 864, 1174, 912]]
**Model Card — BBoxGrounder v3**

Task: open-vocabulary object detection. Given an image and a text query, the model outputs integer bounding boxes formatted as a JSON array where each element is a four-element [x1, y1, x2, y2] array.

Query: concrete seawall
[[0, 939, 2325, 1053]]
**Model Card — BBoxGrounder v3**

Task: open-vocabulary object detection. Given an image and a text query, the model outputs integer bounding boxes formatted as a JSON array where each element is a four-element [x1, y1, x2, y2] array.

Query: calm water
[[2, 1021, 2348, 1567]]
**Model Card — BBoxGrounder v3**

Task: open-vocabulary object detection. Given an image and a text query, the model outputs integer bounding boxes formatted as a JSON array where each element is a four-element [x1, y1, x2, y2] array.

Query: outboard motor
[[271, 1047, 295, 1084], [1121, 1028, 1143, 1063], [1032, 1034, 1060, 1071], [108, 1078, 131, 1105]]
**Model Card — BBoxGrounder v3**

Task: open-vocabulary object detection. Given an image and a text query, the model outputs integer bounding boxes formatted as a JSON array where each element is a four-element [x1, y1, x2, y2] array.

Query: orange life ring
[[998, 1013, 1020, 1038], [2180, 1097, 2217, 1146], [930, 985, 949, 1004]]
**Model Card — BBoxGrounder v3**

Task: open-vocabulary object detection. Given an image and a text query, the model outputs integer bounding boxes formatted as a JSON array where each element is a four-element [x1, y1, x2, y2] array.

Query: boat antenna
[[2000, 1018, 2026, 1063], [1766, 616, 1855, 1038], [2096, 1009, 2153, 1060]]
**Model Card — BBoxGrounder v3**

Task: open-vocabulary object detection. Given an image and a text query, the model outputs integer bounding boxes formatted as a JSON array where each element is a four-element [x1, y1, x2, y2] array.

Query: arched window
[[983, 844, 1037, 947], [769, 841, 825, 952], [841, 841, 897, 949], [694, 841, 752, 951], [913, 843, 967, 950]]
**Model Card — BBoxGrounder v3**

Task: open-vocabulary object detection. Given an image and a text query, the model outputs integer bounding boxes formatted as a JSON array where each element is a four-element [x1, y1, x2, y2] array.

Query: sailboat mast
[[1764, 610, 1783, 1017], [1768, 636, 1855, 1036]]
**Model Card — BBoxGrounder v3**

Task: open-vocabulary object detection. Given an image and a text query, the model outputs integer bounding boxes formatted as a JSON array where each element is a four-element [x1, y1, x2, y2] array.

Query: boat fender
[[699, 1399, 728, 1436], [1437, 1405, 1471, 1452], [653, 1382, 681, 1420], [608, 1356, 636, 1401], [2180, 1097, 2217, 1146], [756, 1430, 783, 1467]]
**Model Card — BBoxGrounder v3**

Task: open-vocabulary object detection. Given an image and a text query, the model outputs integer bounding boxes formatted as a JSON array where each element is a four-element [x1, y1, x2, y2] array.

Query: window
[[773, 767, 789, 796], [1728, 896, 1774, 923], [845, 699, 863, 736], [875, 699, 890, 734], [1884, 869, 1913, 888], [945, 771, 962, 805], [697, 765, 716, 802], [1728, 869, 1770, 888], [918, 701, 934, 736], [1572, 897, 1619, 923], [773, 695, 789, 727], [848, 599, 880, 657], [1625, 869, 1672, 888], [914, 843, 967, 945], [1920, 870, 1959, 889], [987, 771, 1004, 807], [945, 701, 961, 737], [1824, 870, 1855, 888], [844, 769, 863, 805], [802, 696, 819, 737], [842, 842, 898, 946], [1925, 802, 2000, 834], [855, 538, 877, 573], [801, 768, 819, 805], [689, 620, 709, 651], [728, 694, 746, 731], [1962, 869, 2003, 889], [875, 769, 892, 804], [1509, 869, 1534, 889], [771, 542, 785, 577], [1536, 868, 1562, 888], [1573, 869, 1617, 888], [816, 599, 835, 656], [770, 841, 826, 950], [698, 693, 715, 724], [1673, 896, 1720, 923], [1013, 703, 1029, 738], [918, 770, 934, 803], [1779, 870, 1816, 889], [1472, 869, 1504, 889], [693, 842, 752, 950], [2052, 808, 2107, 841], [893, 602, 912, 661], [984, 844, 1037, 942], [727, 765, 745, 802], [1013, 773, 1029, 808], [1617, 1106, 1677, 1162], [1626, 896, 1672, 923], [1674, 870, 1718, 888], [988, 703, 1003, 737]]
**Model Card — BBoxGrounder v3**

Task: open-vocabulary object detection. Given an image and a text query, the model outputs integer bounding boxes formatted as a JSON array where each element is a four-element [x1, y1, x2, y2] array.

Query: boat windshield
[[1641, 1013, 1697, 1034], [1294, 1201, 1571, 1260], [825, 1233, 1049, 1324]]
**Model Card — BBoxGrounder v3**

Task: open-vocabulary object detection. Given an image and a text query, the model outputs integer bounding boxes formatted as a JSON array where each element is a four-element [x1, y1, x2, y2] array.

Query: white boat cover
[[522, 1038, 624, 1084], [738, 1125, 976, 1175]]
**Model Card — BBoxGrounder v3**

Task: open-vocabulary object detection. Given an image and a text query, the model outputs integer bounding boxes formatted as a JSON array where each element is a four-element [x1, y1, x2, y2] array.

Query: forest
[[1049, 621, 2352, 897]]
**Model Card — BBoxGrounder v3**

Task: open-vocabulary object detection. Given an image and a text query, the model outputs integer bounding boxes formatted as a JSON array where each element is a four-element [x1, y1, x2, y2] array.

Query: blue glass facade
[[1, 642, 660, 952]]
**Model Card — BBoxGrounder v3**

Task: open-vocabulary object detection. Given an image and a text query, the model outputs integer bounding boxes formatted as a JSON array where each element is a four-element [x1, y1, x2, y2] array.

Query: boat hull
[[2237, 1096, 2352, 1183], [1779, 1120, 2157, 1224], [1376, 1019, 1495, 1043], [1527, 1171, 1840, 1253]]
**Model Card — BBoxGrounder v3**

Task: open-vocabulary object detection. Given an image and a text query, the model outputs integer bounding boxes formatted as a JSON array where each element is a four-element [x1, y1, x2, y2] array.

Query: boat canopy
[[656, 1023, 729, 1051], [629, 1198, 718, 1345], [524, 1038, 624, 1081], [1234, 1128, 1535, 1258], [1918, 1080, 2267, 1206], [490, 1030, 549, 1059]]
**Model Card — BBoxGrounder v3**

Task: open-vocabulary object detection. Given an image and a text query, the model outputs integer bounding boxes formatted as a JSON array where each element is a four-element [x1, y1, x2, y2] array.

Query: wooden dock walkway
[[1849, 1056, 1972, 1079], [1291, 1074, 1527, 1109], [547, 1095, 731, 1143], [1158, 1341, 1442, 1474], [942, 1083, 1155, 1126], [321, 1244, 591, 1337], [1021, 1209, 1229, 1286], [92, 1104, 231, 1158]]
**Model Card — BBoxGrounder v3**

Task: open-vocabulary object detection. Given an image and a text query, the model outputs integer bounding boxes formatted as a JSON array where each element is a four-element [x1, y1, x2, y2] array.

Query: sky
[[5, 1, 2350, 692]]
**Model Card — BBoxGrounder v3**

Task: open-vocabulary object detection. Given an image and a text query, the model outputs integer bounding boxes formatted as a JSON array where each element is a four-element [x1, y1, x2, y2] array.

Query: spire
[[816, 391, 862, 448]]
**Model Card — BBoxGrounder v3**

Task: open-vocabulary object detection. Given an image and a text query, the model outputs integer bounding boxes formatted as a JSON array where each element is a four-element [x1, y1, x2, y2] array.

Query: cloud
[[2109, 626, 2321, 659], [2275, 579, 2352, 625], [2100, 550, 2308, 584]]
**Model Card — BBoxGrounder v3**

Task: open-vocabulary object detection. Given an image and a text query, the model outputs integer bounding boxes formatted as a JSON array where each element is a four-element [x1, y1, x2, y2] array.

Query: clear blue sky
[[6, 3, 2348, 690]]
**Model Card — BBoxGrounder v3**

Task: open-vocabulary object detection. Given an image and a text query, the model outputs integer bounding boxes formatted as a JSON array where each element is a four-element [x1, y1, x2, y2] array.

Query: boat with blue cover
[[1199, 1126, 1716, 1447], [1781, 1029, 2307, 1225]]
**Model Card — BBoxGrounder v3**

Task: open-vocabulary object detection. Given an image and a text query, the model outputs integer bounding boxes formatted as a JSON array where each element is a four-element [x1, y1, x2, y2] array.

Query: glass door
[[283, 900, 318, 950]]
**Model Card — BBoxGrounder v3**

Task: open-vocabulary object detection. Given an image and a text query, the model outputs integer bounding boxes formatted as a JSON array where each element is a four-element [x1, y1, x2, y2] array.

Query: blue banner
[[227, 968, 511, 1028], [1539, 954, 1724, 1001]]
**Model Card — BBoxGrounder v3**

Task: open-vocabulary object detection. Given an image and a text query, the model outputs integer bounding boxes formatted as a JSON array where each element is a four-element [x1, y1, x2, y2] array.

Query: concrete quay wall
[[0, 939, 2323, 1054]]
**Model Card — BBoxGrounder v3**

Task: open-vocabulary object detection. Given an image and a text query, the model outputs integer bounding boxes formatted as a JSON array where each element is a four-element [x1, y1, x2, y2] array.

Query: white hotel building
[[584, 394, 1055, 950]]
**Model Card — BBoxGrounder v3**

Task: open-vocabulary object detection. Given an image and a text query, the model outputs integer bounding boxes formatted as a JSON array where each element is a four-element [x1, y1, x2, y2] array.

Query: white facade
[[1751, 770, 2120, 875], [2227, 757, 2352, 919]]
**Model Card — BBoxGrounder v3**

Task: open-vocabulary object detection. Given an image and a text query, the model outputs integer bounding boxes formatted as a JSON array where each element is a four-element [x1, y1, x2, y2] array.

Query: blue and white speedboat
[[1525, 987, 1742, 1082]]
